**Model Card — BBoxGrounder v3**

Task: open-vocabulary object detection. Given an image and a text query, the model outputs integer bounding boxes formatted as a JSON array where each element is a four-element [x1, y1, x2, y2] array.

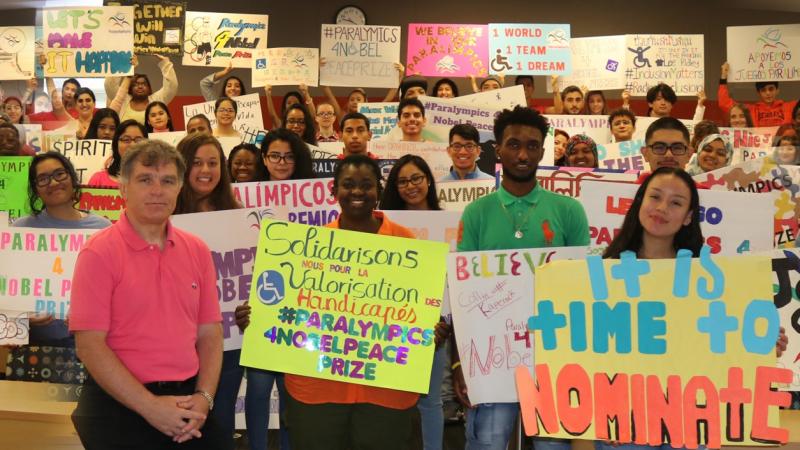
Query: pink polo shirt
[[69, 212, 221, 384]]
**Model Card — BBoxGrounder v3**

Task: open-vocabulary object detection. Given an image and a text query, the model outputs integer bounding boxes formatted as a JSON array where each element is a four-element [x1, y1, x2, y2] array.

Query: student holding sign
[[597, 168, 788, 450], [106, 54, 178, 125], [283, 103, 318, 146], [235, 154, 421, 450], [564, 134, 599, 168], [144, 101, 175, 133], [644, 83, 706, 121], [432, 78, 459, 98], [719, 62, 798, 127], [454, 106, 589, 450], [319, 61, 405, 124], [84, 109, 120, 141], [13, 152, 111, 346], [685, 134, 734, 175], [261, 128, 315, 181]]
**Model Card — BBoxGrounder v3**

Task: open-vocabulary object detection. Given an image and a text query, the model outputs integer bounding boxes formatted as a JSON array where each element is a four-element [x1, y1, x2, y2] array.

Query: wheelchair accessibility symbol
[[256, 270, 285, 305], [255, 58, 267, 70]]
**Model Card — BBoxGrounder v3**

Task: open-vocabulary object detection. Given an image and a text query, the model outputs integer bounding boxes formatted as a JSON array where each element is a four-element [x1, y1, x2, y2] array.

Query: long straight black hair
[[379, 154, 442, 211], [603, 167, 703, 259]]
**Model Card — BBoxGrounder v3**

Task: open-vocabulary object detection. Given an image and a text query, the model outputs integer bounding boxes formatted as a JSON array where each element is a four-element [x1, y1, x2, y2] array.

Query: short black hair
[[340, 112, 370, 131], [63, 78, 80, 90], [397, 98, 425, 118], [332, 153, 383, 199], [493, 106, 549, 143], [755, 81, 778, 91], [608, 108, 636, 128], [644, 116, 690, 144], [399, 75, 428, 98], [431, 78, 459, 98], [646, 83, 677, 105], [515, 75, 534, 85], [27, 151, 82, 215], [75, 87, 95, 103], [449, 123, 480, 143]]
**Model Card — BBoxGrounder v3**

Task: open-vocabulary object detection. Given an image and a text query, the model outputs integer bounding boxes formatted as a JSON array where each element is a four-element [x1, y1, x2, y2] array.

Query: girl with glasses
[[87, 119, 148, 188], [380, 154, 441, 211], [282, 103, 318, 146], [260, 128, 315, 181], [213, 97, 240, 138]]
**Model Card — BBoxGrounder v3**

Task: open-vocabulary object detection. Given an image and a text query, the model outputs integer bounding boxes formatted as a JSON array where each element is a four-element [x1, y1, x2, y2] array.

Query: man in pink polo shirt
[[69, 140, 226, 449]]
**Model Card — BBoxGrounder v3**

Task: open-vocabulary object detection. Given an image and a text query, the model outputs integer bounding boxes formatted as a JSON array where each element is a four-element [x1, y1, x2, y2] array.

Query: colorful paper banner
[[231, 178, 340, 227], [182, 93, 264, 144], [0, 227, 100, 319], [406, 24, 488, 77], [519, 253, 788, 447], [553, 35, 627, 91], [0, 156, 32, 220], [771, 248, 800, 392], [79, 187, 125, 222], [182, 12, 268, 68], [240, 219, 449, 392], [43, 6, 135, 77]]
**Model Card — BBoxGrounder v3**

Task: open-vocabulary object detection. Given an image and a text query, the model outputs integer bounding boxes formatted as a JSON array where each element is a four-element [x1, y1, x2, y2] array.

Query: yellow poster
[[240, 219, 449, 393], [517, 250, 791, 448]]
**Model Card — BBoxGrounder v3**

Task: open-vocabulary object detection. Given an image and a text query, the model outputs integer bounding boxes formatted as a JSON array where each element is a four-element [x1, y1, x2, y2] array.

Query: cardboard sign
[[519, 253, 789, 447], [51, 139, 113, 184], [406, 24, 488, 77], [579, 180, 774, 256], [0, 26, 35, 80], [488, 23, 571, 75], [182, 12, 268, 68], [252, 47, 319, 88], [240, 219, 449, 393], [106, 1, 186, 56], [771, 248, 800, 391], [447, 247, 587, 404], [437, 179, 496, 211], [553, 35, 627, 91], [0, 156, 32, 220], [43, 6, 135, 77], [182, 93, 264, 144], [320, 24, 401, 88], [0, 227, 100, 320], [624, 34, 704, 97], [727, 25, 800, 82]]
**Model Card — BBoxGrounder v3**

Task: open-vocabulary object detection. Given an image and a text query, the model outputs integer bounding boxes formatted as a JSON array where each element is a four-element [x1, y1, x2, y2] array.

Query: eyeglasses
[[648, 142, 689, 155], [397, 174, 426, 188], [317, 112, 334, 118], [119, 136, 145, 144], [450, 143, 479, 152], [286, 119, 306, 126], [265, 152, 295, 164], [217, 108, 235, 114], [35, 169, 70, 187]]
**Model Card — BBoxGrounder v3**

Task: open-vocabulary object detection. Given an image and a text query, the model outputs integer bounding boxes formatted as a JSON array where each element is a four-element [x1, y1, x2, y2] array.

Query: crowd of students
[[1, 29, 798, 450]]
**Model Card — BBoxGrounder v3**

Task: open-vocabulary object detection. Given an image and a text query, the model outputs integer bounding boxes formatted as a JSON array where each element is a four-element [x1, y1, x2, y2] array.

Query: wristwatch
[[195, 390, 215, 410]]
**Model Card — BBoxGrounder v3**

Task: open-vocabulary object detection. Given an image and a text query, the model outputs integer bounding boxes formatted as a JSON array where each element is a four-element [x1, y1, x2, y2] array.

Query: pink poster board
[[406, 23, 488, 77]]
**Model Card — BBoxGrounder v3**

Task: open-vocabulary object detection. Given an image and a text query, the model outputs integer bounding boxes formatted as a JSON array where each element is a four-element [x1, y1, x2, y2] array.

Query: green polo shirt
[[457, 182, 590, 251]]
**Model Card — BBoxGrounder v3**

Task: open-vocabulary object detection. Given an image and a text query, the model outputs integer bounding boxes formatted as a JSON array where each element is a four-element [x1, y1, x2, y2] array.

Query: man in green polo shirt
[[453, 105, 589, 450]]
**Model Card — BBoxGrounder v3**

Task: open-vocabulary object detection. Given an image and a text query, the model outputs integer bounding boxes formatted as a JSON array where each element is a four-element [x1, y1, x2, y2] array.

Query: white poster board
[[727, 24, 800, 82], [320, 24, 401, 88], [252, 47, 319, 88], [0, 26, 35, 80], [182, 12, 268, 68], [624, 34, 704, 97], [553, 35, 626, 91]]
